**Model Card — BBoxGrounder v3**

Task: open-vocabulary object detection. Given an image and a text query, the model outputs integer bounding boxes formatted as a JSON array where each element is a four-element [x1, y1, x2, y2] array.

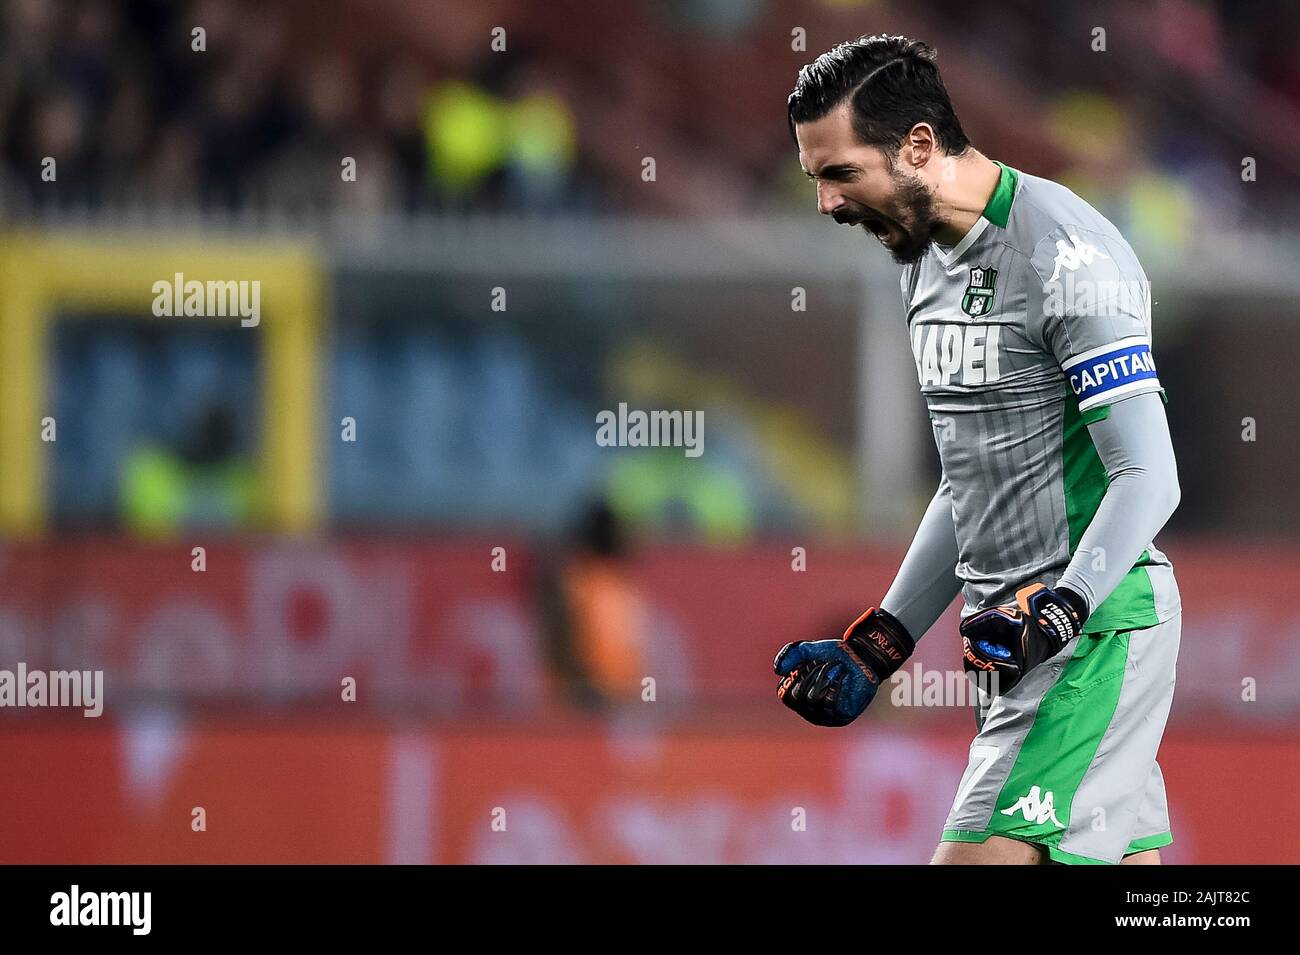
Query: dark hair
[[787, 35, 970, 157]]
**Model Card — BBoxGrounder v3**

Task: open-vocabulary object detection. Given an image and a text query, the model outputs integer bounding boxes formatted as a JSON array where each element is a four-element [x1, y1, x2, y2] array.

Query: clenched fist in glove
[[960, 582, 1088, 695], [773, 607, 915, 727]]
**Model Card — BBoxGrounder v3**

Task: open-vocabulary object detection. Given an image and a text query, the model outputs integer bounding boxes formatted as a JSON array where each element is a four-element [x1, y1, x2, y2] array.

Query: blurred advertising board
[[0, 719, 1293, 864], [0, 539, 1297, 718]]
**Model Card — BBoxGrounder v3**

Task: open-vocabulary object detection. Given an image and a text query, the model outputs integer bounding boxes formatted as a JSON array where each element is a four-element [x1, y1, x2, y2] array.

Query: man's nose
[[816, 182, 844, 216]]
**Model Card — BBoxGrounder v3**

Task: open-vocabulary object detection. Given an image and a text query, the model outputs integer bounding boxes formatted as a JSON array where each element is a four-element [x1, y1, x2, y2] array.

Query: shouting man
[[774, 35, 1182, 866]]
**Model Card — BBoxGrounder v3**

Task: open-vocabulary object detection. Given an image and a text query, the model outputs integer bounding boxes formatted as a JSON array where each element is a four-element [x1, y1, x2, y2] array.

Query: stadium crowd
[[1, 0, 1297, 230]]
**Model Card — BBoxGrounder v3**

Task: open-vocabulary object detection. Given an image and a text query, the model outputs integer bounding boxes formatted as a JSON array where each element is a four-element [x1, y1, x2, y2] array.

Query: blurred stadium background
[[1, 0, 1298, 863]]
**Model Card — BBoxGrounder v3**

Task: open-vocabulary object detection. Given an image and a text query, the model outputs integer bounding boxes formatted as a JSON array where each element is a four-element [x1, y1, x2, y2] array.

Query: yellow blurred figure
[[120, 405, 256, 537], [423, 81, 507, 192]]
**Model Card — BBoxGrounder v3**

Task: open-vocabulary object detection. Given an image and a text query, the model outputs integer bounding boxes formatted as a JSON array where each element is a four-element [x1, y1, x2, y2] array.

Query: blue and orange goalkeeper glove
[[773, 607, 915, 727], [960, 583, 1088, 695]]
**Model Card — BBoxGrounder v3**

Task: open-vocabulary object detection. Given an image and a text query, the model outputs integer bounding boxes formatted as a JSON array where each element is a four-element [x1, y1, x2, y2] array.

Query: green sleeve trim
[[940, 829, 993, 844], [1080, 404, 1111, 425]]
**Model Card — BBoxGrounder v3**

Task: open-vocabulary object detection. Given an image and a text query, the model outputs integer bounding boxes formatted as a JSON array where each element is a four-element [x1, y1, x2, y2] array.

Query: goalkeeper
[[775, 35, 1182, 865]]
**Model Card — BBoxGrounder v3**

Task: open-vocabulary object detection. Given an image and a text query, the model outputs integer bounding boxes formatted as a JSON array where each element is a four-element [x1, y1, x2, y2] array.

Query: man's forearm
[[1056, 392, 1180, 614], [880, 477, 962, 639]]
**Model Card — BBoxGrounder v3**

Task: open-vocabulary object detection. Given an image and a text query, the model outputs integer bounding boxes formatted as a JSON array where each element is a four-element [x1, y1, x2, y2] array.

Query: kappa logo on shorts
[[1000, 785, 1064, 827]]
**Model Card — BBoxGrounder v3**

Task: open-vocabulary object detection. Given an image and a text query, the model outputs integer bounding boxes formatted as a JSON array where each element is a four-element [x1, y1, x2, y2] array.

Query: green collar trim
[[982, 161, 1019, 228]]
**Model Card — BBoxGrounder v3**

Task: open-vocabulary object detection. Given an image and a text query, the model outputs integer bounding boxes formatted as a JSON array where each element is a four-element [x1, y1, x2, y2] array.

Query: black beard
[[883, 171, 941, 265]]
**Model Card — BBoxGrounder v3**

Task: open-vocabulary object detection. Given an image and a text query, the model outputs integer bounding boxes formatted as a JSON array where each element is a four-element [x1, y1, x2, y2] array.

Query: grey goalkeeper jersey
[[891, 162, 1180, 634]]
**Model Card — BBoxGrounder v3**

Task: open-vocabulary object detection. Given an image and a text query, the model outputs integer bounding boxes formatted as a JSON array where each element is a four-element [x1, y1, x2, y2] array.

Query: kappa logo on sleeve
[[1047, 234, 1109, 283], [1062, 336, 1160, 411]]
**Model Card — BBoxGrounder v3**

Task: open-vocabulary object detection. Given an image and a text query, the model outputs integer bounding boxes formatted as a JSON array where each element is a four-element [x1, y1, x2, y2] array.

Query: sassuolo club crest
[[961, 265, 998, 317]]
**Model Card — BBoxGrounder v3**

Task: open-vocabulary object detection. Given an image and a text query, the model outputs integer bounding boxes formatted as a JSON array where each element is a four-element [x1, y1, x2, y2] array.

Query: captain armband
[[1061, 336, 1161, 412]]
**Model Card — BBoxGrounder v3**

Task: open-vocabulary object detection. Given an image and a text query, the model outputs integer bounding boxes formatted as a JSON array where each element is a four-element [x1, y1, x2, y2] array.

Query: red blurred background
[[1, 539, 1296, 863]]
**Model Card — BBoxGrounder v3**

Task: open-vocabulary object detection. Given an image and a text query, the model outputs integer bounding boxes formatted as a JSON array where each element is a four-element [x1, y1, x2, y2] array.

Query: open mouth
[[855, 215, 894, 245], [862, 218, 892, 243], [834, 208, 894, 245]]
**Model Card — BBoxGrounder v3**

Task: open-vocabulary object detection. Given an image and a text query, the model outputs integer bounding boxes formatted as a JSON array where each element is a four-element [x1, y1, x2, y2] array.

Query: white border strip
[[1061, 335, 1151, 372], [1077, 378, 1162, 412], [936, 217, 991, 268]]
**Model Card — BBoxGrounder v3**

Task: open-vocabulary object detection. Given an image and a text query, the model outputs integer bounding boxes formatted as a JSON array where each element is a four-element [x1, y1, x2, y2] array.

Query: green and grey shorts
[[941, 612, 1181, 864]]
